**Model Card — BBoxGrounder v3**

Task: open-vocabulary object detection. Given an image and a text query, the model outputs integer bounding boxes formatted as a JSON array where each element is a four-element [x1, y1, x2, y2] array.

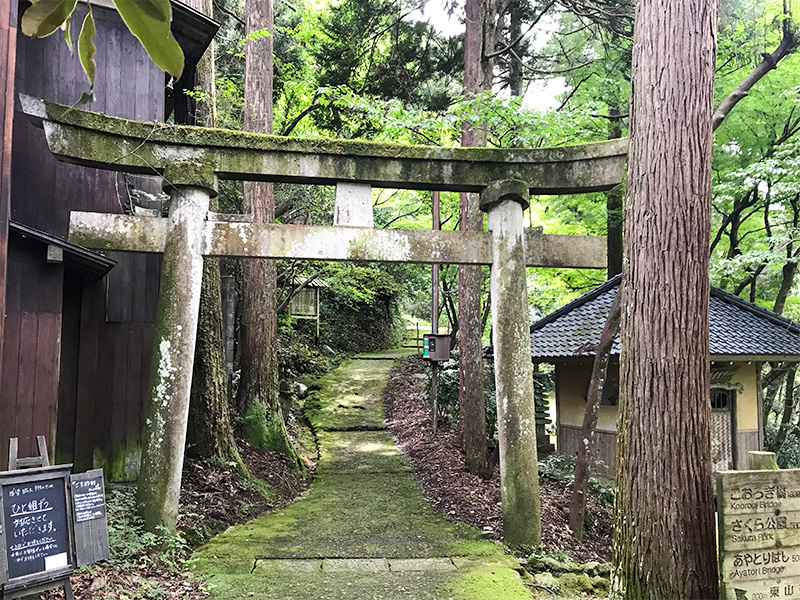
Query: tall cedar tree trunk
[[458, 0, 492, 478], [239, 0, 300, 465], [568, 292, 620, 539], [181, 0, 241, 466], [611, 0, 719, 596], [606, 108, 623, 278], [573, 107, 624, 536]]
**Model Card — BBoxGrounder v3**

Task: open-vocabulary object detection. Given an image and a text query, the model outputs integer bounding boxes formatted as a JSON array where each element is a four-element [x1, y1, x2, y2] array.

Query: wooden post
[[481, 179, 541, 549], [136, 162, 216, 533], [747, 450, 778, 470], [0, 2, 18, 434]]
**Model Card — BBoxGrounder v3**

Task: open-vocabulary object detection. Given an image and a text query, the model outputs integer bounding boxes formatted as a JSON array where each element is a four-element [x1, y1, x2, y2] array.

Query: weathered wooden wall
[[0, 0, 18, 467], [0, 236, 62, 468], [0, 2, 162, 474], [557, 424, 617, 477]]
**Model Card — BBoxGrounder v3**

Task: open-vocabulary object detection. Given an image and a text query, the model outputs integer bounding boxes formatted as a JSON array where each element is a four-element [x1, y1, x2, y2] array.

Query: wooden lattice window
[[711, 387, 734, 411]]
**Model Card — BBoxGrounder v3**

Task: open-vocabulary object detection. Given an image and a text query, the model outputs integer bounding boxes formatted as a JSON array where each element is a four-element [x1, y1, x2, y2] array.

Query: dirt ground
[[384, 355, 612, 563], [53, 439, 315, 600]]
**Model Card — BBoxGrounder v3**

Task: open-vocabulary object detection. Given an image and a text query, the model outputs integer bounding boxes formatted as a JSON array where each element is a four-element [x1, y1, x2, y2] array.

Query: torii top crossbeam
[[20, 95, 626, 194], [20, 95, 627, 269]]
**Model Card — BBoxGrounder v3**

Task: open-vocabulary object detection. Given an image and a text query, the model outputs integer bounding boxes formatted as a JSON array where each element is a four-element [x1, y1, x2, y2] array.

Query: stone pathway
[[189, 349, 532, 599]]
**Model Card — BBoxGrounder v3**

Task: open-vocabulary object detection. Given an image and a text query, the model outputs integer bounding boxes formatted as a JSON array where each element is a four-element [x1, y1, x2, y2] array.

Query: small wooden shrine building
[[286, 278, 328, 339], [531, 275, 800, 473], [0, 0, 217, 477]]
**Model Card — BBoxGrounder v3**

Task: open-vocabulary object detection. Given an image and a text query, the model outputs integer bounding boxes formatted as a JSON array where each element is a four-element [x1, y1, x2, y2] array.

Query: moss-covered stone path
[[189, 349, 532, 599]]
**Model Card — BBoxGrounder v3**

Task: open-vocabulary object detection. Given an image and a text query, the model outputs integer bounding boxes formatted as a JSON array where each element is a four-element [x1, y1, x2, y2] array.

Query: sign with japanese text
[[718, 470, 800, 600], [0, 466, 73, 585], [71, 472, 105, 523]]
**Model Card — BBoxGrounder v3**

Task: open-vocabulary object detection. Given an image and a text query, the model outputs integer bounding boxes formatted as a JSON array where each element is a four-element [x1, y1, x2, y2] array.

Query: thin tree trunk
[[773, 193, 800, 316], [458, 0, 491, 478], [182, 0, 240, 466], [712, 24, 797, 131], [767, 365, 798, 453], [569, 291, 620, 539], [611, 0, 719, 595], [239, 0, 300, 466], [508, 0, 523, 97]]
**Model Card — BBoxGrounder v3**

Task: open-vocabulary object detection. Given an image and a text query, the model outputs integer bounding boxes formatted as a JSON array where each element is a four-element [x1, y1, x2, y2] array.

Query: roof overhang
[[10, 221, 116, 281], [44, 0, 220, 68], [523, 354, 800, 364]]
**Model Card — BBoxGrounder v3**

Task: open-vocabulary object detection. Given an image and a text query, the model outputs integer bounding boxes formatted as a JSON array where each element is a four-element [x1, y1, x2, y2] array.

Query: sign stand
[[1, 439, 74, 600], [7, 436, 49, 471]]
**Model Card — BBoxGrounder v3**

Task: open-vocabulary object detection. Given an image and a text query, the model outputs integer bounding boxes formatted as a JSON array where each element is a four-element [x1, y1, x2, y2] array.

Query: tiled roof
[[527, 275, 800, 360]]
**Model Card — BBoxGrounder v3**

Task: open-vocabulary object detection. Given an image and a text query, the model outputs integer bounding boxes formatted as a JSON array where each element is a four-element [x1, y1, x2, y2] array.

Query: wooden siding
[[1, 2, 163, 477], [71, 279, 154, 478], [558, 425, 764, 475], [557, 424, 617, 477], [735, 430, 761, 470], [0, 1, 18, 436], [0, 236, 63, 467]]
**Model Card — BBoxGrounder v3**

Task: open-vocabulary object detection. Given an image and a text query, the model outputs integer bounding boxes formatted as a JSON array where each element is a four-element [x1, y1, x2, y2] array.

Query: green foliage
[[21, 0, 184, 89], [77, 8, 96, 90], [539, 454, 615, 507], [309, 0, 462, 113], [113, 0, 184, 78], [105, 485, 189, 571], [21, 0, 78, 38]]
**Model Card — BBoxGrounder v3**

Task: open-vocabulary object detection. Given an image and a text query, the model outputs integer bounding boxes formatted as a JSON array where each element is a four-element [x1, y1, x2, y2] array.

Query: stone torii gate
[[20, 95, 627, 549]]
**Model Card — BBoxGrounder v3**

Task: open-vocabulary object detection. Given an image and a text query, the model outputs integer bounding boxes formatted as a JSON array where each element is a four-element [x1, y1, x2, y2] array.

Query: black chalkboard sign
[[0, 466, 74, 585]]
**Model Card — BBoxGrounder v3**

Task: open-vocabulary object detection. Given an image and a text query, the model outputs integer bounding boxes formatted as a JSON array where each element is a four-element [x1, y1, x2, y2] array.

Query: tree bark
[[181, 0, 240, 466], [767, 365, 798, 453], [569, 291, 620, 539], [239, 0, 300, 465], [457, 0, 492, 478], [773, 193, 800, 315], [606, 109, 623, 278], [611, 0, 719, 595]]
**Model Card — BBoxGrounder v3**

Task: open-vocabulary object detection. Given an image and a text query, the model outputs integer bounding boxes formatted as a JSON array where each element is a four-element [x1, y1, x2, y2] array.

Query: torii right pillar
[[482, 179, 541, 549]]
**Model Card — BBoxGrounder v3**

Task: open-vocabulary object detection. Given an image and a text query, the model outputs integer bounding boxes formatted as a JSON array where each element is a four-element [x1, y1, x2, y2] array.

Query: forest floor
[[190, 348, 533, 599], [384, 355, 613, 564]]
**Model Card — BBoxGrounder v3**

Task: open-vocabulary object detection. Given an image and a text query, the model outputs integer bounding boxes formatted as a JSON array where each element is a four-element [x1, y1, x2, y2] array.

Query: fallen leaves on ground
[[384, 355, 611, 563]]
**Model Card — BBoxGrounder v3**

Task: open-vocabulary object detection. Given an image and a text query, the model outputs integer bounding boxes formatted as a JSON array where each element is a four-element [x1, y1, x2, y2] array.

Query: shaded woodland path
[[188, 348, 532, 599]]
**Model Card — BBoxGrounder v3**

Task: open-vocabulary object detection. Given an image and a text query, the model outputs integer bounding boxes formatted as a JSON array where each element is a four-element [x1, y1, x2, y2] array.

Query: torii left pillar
[[136, 162, 217, 532]]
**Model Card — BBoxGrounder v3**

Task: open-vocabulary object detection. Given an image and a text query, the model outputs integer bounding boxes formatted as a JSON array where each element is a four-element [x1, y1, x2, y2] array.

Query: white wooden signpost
[[718, 469, 800, 600]]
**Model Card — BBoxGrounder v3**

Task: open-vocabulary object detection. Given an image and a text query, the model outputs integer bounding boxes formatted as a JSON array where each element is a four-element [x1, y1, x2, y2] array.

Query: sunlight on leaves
[[78, 8, 97, 90], [21, 0, 78, 38]]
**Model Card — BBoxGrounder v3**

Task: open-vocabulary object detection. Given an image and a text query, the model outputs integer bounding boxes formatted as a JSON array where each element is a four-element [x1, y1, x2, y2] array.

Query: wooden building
[[0, 0, 217, 478], [527, 275, 800, 474], [286, 277, 328, 339]]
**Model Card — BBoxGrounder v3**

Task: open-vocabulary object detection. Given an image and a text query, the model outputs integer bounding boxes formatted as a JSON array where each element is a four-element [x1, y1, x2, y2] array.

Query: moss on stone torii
[[20, 95, 627, 194]]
